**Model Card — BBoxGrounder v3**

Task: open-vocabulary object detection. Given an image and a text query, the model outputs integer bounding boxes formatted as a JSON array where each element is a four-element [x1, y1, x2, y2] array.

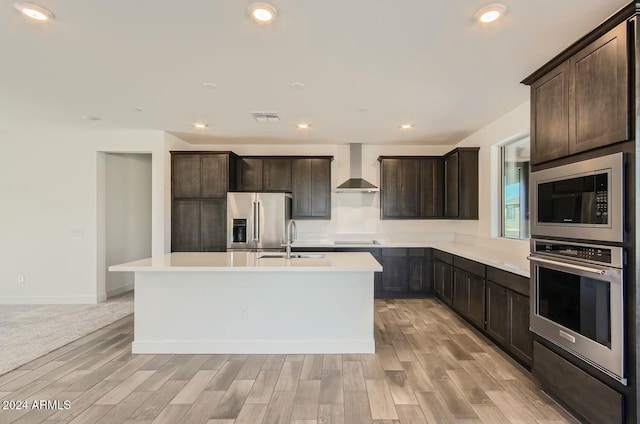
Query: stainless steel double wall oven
[[529, 152, 627, 384]]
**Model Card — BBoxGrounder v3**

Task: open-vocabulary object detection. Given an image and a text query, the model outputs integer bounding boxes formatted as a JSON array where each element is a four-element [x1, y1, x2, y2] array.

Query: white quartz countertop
[[109, 251, 383, 273], [292, 240, 530, 277]]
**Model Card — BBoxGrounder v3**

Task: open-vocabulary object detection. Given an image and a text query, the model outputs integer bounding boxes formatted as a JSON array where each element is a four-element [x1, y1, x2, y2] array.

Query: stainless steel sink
[[257, 253, 325, 259]]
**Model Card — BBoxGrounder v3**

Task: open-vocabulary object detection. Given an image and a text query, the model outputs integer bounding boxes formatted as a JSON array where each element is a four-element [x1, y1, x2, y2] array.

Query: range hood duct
[[335, 144, 379, 193]]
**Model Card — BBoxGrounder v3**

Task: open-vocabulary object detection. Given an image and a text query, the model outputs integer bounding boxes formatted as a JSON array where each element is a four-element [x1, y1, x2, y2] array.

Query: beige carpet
[[0, 292, 134, 375]]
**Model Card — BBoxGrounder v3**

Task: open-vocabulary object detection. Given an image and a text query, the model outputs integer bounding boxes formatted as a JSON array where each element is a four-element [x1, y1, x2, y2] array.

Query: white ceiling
[[0, 0, 629, 145]]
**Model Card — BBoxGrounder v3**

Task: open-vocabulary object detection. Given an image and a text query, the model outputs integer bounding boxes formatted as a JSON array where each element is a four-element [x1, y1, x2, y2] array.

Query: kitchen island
[[109, 251, 382, 354]]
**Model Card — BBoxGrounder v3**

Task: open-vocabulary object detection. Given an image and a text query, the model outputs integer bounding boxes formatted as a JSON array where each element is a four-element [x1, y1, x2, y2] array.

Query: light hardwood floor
[[0, 298, 579, 424]]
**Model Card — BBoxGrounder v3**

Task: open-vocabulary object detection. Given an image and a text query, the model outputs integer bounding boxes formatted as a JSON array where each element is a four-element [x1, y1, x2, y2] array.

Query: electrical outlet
[[240, 306, 248, 320], [17, 275, 25, 284]]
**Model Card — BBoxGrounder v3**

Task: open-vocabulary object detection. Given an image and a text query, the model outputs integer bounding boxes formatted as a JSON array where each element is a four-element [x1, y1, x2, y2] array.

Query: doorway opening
[[97, 152, 152, 300]]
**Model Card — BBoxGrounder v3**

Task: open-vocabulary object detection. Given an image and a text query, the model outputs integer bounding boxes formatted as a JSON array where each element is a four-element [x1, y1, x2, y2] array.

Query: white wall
[[0, 129, 165, 304], [105, 153, 152, 298]]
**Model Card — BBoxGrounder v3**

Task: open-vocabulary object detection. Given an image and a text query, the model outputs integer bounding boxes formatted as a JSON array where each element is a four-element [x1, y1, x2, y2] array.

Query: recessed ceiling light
[[290, 82, 305, 89], [14, 2, 54, 21], [202, 82, 217, 89], [81, 115, 101, 121], [475, 4, 506, 23], [248, 2, 277, 23], [297, 123, 311, 129], [193, 122, 208, 129], [400, 123, 413, 129]]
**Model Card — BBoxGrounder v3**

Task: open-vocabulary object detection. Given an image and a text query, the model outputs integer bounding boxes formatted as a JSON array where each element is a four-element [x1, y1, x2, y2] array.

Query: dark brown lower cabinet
[[200, 199, 227, 251], [486, 281, 509, 346], [172, 199, 226, 252], [452, 269, 468, 315], [408, 248, 432, 293], [293, 247, 429, 298], [452, 267, 485, 329], [441, 264, 453, 305], [172, 200, 201, 252], [433, 251, 453, 306], [533, 342, 623, 424], [485, 269, 533, 367], [433, 260, 453, 306], [467, 274, 485, 328], [382, 249, 409, 293], [509, 291, 532, 365], [433, 251, 533, 368]]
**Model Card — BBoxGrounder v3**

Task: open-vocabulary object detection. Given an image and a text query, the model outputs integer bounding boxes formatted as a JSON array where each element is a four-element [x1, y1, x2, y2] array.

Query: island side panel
[[132, 270, 375, 354]]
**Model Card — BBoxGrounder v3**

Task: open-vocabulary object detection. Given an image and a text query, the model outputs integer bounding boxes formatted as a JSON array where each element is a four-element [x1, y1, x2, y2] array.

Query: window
[[501, 137, 530, 239]]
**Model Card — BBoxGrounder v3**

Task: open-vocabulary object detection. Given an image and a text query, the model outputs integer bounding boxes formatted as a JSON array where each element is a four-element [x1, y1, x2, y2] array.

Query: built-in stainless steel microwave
[[530, 152, 625, 243]]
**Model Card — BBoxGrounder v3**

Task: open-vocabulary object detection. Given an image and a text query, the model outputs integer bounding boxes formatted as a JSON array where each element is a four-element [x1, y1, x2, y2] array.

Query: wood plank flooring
[[0, 298, 580, 424]]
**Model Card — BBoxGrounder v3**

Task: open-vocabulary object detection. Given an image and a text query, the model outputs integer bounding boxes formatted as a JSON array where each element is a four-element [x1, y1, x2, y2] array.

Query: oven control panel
[[595, 190, 608, 224], [533, 240, 614, 265]]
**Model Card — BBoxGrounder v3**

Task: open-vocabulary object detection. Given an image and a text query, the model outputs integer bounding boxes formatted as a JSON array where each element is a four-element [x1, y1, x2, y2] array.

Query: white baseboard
[[0, 295, 101, 305], [106, 284, 134, 299], [132, 339, 375, 354]]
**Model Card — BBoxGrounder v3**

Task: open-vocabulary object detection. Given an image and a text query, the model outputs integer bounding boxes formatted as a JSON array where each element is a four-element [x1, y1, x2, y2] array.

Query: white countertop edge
[[109, 252, 383, 273], [110, 265, 383, 272]]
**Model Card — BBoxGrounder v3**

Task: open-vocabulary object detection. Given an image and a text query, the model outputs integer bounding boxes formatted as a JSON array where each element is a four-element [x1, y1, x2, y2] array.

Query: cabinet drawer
[[433, 250, 453, 264], [486, 267, 529, 297], [382, 248, 407, 257], [453, 256, 485, 277], [533, 342, 622, 424]]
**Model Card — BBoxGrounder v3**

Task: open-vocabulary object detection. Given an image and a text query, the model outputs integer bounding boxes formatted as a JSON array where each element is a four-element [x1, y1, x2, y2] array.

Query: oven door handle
[[527, 256, 609, 276]]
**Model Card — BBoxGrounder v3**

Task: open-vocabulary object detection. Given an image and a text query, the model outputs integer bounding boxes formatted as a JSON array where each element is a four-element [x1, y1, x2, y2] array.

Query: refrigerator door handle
[[252, 201, 260, 242]]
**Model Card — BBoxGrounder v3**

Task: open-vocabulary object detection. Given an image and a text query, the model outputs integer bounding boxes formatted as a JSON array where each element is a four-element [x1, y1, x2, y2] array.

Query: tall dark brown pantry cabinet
[[171, 152, 236, 252]]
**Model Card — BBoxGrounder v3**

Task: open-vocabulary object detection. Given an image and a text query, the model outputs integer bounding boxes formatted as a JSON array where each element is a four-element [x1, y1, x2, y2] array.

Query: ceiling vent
[[251, 111, 280, 122]]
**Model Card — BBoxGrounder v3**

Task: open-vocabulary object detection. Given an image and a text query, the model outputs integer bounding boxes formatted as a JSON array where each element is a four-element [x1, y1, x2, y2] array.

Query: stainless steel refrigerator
[[227, 192, 292, 251]]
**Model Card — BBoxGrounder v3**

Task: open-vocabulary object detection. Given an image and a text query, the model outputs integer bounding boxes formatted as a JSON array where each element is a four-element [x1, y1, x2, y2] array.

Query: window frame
[[500, 136, 530, 240]]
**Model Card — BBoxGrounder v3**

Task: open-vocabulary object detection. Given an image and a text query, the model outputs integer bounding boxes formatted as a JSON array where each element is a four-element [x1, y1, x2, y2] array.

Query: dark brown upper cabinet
[[419, 158, 443, 217], [569, 21, 628, 155], [292, 158, 332, 219], [530, 62, 570, 164], [524, 20, 628, 165], [172, 152, 236, 199], [444, 152, 459, 218], [379, 157, 445, 219], [237, 158, 263, 192], [172, 154, 202, 198], [444, 148, 479, 220], [263, 158, 292, 191], [236, 157, 292, 192], [380, 158, 420, 218]]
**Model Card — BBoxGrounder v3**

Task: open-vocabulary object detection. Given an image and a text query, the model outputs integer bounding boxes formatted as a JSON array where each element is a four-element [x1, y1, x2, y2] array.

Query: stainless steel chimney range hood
[[335, 144, 379, 193]]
